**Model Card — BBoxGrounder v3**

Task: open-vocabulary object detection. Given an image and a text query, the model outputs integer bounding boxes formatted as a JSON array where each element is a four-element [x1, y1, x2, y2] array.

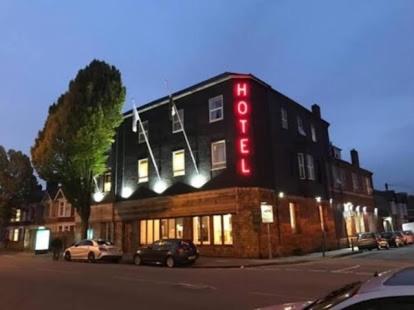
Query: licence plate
[[188, 255, 196, 260]]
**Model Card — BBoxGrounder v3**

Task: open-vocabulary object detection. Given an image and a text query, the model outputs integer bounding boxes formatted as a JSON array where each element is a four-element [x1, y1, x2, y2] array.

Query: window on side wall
[[211, 140, 226, 170], [311, 124, 317, 142], [138, 120, 148, 144], [306, 154, 315, 180], [209, 95, 223, 123], [289, 203, 299, 234], [352, 173, 359, 191], [103, 171, 111, 192], [138, 158, 149, 183], [172, 109, 184, 133], [281, 107, 288, 129], [297, 116, 306, 136], [172, 149, 185, 176], [297, 153, 306, 179], [13, 228, 19, 242]]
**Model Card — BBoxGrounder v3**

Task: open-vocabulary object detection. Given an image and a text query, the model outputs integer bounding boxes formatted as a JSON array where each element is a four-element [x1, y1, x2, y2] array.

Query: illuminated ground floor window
[[194, 214, 233, 246], [140, 217, 184, 245], [139, 214, 233, 246]]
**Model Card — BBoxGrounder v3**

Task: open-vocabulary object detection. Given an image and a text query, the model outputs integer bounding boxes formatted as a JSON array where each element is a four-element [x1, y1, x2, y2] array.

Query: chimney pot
[[350, 149, 360, 167], [311, 104, 321, 118]]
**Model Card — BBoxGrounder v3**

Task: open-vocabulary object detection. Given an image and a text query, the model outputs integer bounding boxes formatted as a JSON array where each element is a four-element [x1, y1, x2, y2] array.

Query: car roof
[[357, 268, 414, 295]]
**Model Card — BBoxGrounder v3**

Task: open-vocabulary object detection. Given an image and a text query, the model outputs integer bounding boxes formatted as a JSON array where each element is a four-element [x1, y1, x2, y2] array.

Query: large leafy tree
[[31, 60, 125, 238], [0, 146, 39, 238]]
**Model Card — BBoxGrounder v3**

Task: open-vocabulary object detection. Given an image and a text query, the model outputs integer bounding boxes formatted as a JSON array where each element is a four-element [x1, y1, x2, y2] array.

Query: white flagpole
[[170, 100, 199, 175], [133, 103, 162, 181]]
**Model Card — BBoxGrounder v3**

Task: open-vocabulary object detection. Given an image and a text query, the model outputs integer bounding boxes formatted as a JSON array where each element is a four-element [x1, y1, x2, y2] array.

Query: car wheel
[[134, 255, 142, 266], [64, 251, 71, 261], [87, 252, 96, 263], [166, 256, 175, 268]]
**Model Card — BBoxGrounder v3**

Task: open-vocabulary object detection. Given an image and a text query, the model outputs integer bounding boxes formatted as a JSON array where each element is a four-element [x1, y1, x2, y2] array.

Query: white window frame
[[298, 153, 306, 179], [209, 95, 224, 123], [138, 120, 149, 144], [311, 124, 317, 142], [138, 158, 149, 183], [281, 107, 288, 129], [297, 116, 306, 136], [306, 154, 315, 180], [211, 140, 226, 170], [172, 109, 184, 133], [172, 149, 185, 176]]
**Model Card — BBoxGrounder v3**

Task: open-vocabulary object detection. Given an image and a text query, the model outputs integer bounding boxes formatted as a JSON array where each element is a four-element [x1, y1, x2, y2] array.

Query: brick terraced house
[[81, 72, 363, 258]]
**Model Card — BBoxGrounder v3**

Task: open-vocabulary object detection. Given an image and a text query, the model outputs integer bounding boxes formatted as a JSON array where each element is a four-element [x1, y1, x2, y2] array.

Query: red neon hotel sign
[[234, 81, 252, 176]]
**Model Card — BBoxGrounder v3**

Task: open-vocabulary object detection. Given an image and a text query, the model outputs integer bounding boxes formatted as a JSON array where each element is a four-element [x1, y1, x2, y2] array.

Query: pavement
[[1, 245, 413, 309]]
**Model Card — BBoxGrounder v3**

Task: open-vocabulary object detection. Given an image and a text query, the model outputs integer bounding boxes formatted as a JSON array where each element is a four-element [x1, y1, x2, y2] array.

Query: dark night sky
[[0, 1, 413, 193]]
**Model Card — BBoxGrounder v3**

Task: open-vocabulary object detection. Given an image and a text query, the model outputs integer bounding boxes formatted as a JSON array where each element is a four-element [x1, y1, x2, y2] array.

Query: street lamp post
[[316, 196, 326, 257]]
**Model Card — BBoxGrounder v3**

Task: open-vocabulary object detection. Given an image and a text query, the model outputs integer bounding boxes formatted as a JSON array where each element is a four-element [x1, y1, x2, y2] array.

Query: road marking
[[332, 265, 360, 273], [114, 275, 215, 290], [309, 269, 326, 272], [176, 282, 216, 290]]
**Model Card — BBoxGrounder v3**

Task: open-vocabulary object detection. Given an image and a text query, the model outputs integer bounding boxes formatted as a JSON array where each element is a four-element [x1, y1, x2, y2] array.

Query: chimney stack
[[385, 183, 389, 191], [311, 104, 321, 118], [350, 149, 360, 167]]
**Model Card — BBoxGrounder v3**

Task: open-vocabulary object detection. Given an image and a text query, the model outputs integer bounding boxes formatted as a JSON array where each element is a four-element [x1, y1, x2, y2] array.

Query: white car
[[64, 239, 123, 263], [259, 267, 414, 309]]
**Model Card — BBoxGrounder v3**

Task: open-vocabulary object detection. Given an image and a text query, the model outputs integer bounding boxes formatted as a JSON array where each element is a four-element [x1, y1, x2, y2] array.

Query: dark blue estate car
[[133, 239, 199, 268]]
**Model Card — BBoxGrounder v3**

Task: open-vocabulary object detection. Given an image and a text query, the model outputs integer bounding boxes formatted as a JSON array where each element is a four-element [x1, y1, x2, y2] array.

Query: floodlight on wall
[[190, 174, 207, 189], [121, 187, 133, 199], [278, 192, 285, 199], [153, 179, 167, 194], [315, 196, 322, 203], [93, 192, 105, 203]]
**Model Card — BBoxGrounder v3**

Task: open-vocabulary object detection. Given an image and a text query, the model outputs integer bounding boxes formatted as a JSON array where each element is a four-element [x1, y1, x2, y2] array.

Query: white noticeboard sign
[[261, 202, 274, 223], [35, 228, 50, 251]]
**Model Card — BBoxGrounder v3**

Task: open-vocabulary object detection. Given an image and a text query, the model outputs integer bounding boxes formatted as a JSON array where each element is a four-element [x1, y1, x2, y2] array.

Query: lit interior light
[[93, 192, 105, 202], [278, 192, 285, 199], [121, 187, 133, 198], [363, 206, 367, 214], [374, 208, 378, 216], [153, 180, 167, 194], [190, 174, 207, 189]]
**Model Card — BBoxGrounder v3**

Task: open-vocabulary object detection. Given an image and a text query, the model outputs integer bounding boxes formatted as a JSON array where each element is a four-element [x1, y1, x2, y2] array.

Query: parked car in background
[[356, 232, 379, 251], [134, 239, 199, 268], [259, 267, 414, 309], [402, 231, 414, 244], [376, 233, 390, 250], [380, 232, 405, 248], [64, 239, 123, 263]]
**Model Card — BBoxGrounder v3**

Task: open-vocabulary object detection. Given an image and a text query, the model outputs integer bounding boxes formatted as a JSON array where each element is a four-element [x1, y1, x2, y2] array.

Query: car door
[[147, 241, 163, 262], [70, 241, 82, 258]]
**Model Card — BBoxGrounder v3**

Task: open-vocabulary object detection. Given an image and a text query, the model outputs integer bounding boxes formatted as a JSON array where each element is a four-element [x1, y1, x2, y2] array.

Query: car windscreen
[[304, 281, 362, 310]]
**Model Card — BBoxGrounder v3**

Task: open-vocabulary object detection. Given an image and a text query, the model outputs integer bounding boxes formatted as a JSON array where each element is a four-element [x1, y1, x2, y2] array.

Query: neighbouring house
[[42, 183, 76, 249], [327, 146, 377, 247], [374, 186, 409, 231], [5, 186, 44, 250]]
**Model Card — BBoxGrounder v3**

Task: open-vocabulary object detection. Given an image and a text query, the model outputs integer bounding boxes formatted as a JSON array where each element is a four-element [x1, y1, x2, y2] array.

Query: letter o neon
[[237, 101, 249, 115]]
